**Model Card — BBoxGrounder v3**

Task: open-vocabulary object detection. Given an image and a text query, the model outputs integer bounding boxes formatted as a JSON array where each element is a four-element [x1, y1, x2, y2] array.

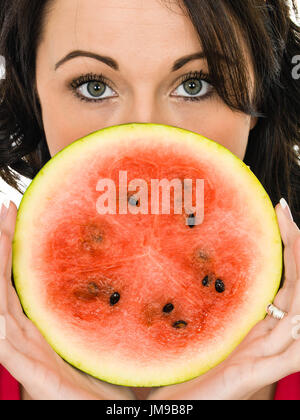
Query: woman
[[0, 0, 299, 400]]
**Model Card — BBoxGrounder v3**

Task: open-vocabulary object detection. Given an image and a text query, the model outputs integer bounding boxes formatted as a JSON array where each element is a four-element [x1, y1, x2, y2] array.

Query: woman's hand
[[0, 199, 135, 400], [148, 199, 300, 400]]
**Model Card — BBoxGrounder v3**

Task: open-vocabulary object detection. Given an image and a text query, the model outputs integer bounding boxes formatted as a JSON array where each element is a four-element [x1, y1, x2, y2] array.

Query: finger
[[269, 202, 299, 314], [275, 201, 299, 289], [0, 228, 25, 336], [242, 352, 298, 395], [0, 230, 11, 312], [260, 202, 295, 333], [0, 200, 18, 280], [0, 198, 17, 238], [290, 235, 300, 313], [0, 335, 41, 392], [0, 201, 26, 323], [7, 201, 30, 318], [275, 198, 296, 245], [272, 336, 300, 380], [262, 236, 300, 356], [0, 314, 5, 339], [257, 201, 299, 352]]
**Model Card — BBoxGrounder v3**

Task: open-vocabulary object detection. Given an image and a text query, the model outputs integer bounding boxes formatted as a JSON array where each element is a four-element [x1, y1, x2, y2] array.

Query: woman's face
[[36, 0, 257, 159]]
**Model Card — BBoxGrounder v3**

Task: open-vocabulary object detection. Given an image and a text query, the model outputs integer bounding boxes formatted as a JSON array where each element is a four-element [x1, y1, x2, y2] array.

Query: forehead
[[39, 0, 202, 71]]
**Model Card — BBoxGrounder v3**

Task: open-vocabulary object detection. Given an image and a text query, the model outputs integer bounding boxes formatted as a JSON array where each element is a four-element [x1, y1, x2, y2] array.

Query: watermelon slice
[[12, 123, 282, 387]]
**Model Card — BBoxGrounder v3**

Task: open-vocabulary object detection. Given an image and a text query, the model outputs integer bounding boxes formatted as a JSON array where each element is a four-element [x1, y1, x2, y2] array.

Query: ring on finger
[[266, 303, 288, 320]]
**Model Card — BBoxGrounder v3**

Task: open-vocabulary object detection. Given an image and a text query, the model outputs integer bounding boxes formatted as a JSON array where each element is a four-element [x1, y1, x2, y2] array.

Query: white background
[[0, 1, 299, 208]]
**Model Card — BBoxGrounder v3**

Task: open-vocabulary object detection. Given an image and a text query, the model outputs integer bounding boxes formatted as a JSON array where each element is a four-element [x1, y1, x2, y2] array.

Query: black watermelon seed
[[215, 279, 225, 293], [173, 320, 187, 329], [163, 303, 174, 313], [187, 214, 196, 228], [110, 292, 120, 306], [128, 195, 139, 206], [202, 275, 210, 287]]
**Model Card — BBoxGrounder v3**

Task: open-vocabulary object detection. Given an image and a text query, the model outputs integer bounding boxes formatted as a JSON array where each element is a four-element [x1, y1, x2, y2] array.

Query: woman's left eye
[[171, 72, 214, 101]]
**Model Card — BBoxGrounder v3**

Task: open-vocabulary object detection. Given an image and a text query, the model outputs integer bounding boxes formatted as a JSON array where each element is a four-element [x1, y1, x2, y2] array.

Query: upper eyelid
[[177, 70, 211, 82], [70, 73, 117, 92]]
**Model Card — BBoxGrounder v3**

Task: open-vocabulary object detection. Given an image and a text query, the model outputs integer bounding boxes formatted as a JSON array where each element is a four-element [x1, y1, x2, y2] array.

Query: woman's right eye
[[70, 74, 118, 102], [76, 81, 117, 102]]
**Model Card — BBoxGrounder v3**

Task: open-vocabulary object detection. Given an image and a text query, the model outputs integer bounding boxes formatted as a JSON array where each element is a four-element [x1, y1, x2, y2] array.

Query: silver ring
[[266, 304, 287, 320]]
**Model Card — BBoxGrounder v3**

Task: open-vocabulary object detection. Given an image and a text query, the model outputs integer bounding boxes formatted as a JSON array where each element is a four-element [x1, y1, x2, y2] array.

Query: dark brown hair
[[0, 0, 299, 226]]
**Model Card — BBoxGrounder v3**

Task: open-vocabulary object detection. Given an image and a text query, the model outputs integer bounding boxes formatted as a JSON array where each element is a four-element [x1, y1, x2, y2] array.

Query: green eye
[[171, 70, 214, 101], [183, 79, 203, 96], [77, 80, 116, 101], [174, 78, 211, 99], [86, 81, 106, 97]]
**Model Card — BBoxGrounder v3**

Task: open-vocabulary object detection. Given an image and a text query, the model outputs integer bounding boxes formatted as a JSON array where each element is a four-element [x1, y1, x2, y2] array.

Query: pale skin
[[0, 0, 300, 400]]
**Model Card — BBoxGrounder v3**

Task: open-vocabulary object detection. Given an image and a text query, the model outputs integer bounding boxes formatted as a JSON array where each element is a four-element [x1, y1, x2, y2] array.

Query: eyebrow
[[54, 50, 209, 72], [55, 50, 119, 71]]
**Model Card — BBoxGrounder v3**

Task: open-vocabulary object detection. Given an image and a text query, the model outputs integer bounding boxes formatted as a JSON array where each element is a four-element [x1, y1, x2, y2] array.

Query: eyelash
[[69, 70, 214, 103]]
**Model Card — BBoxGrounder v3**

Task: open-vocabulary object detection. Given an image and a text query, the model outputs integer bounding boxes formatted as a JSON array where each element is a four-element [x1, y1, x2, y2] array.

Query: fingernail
[[280, 198, 294, 221], [0, 315, 6, 339], [0, 196, 10, 222]]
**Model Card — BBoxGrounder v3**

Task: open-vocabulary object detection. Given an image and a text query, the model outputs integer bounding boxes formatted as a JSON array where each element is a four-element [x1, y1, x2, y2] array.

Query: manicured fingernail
[[0, 196, 10, 222], [0, 315, 6, 339], [280, 198, 294, 221]]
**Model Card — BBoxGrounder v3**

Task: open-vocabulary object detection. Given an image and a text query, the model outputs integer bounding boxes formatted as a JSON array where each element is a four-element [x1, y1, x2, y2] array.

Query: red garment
[[274, 373, 300, 400], [0, 366, 20, 400], [0, 365, 299, 400]]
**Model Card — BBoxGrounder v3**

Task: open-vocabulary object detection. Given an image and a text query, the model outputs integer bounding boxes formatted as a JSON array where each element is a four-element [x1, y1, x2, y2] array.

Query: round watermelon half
[[12, 123, 282, 387]]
